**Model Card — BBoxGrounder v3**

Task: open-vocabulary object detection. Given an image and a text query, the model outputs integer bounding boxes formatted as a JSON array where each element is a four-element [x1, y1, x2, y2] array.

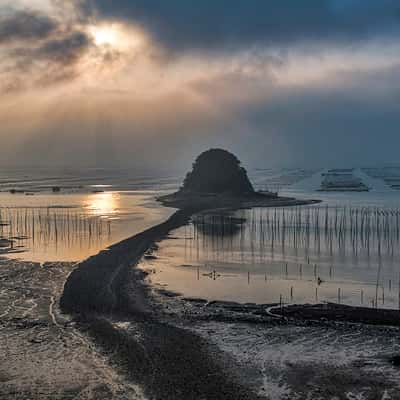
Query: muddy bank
[[277, 302, 400, 327], [79, 316, 264, 400], [143, 286, 400, 399], [0, 260, 143, 400], [190, 320, 400, 400]]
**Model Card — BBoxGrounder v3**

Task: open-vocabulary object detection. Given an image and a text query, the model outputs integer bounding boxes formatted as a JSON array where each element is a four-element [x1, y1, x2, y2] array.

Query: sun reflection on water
[[86, 192, 120, 218]]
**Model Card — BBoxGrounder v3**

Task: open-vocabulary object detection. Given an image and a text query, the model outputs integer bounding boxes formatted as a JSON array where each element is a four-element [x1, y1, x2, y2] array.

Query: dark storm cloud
[[30, 31, 91, 64], [222, 65, 400, 168], [86, 0, 400, 52], [0, 1, 95, 92], [0, 10, 57, 44], [2, 30, 93, 90], [11, 31, 92, 87]]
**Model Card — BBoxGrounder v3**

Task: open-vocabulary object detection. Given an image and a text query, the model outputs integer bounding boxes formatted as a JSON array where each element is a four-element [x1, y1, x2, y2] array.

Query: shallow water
[[141, 168, 400, 309], [0, 167, 182, 262], [0, 191, 175, 262]]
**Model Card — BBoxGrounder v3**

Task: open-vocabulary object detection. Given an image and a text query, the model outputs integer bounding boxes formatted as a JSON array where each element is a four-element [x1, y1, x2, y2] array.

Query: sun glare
[[89, 24, 144, 51], [87, 192, 119, 217], [92, 26, 118, 46]]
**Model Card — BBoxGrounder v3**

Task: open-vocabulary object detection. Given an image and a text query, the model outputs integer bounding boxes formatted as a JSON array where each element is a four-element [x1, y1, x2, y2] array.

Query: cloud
[[2, 59, 400, 170], [1, 0, 400, 170], [0, 10, 57, 44], [85, 0, 400, 53], [28, 31, 91, 64], [0, 3, 94, 92], [1, 31, 92, 91]]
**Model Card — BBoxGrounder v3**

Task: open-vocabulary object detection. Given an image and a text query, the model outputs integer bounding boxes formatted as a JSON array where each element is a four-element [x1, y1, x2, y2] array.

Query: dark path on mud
[[61, 206, 265, 400], [61, 208, 195, 315]]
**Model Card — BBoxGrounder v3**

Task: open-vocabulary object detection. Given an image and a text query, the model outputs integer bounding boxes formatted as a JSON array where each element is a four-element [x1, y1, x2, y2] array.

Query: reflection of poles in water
[[188, 206, 400, 284], [375, 260, 382, 309], [398, 273, 400, 310], [0, 207, 112, 255]]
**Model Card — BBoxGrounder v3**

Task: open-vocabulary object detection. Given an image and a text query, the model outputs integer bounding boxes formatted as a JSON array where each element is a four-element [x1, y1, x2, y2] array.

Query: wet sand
[[148, 290, 400, 399], [0, 259, 144, 399]]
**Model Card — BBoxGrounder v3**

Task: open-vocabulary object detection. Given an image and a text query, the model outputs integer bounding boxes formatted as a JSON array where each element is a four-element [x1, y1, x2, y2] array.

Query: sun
[[88, 23, 145, 51], [90, 25, 119, 47]]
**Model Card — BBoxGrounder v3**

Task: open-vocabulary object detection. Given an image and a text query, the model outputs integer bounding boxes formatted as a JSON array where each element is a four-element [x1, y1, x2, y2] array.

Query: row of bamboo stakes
[[0, 207, 112, 250], [187, 206, 400, 261], [184, 206, 400, 310]]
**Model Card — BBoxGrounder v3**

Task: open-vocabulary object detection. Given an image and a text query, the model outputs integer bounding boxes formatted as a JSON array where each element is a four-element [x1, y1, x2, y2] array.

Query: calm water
[[0, 191, 175, 262], [140, 167, 400, 309], [0, 167, 178, 262]]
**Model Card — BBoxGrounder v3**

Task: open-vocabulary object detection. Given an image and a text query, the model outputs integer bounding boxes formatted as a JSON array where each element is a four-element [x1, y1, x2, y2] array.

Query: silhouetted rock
[[180, 149, 254, 195], [158, 149, 319, 209]]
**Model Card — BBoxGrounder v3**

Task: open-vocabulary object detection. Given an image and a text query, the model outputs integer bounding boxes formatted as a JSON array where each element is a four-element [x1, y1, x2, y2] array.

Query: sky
[[1, 0, 400, 170]]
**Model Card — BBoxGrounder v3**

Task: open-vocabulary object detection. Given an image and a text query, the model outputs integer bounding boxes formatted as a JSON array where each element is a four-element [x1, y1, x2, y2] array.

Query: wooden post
[[398, 274, 400, 310], [338, 288, 341, 304]]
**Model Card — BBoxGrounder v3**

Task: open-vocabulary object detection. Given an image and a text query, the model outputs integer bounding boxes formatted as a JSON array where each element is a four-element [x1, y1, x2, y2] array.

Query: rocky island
[[159, 149, 319, 210]]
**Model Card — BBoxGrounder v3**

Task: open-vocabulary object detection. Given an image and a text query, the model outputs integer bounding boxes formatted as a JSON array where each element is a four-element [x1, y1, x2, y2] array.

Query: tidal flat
[[3, 167, 400, 399], [0, 259, 144, 400]]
